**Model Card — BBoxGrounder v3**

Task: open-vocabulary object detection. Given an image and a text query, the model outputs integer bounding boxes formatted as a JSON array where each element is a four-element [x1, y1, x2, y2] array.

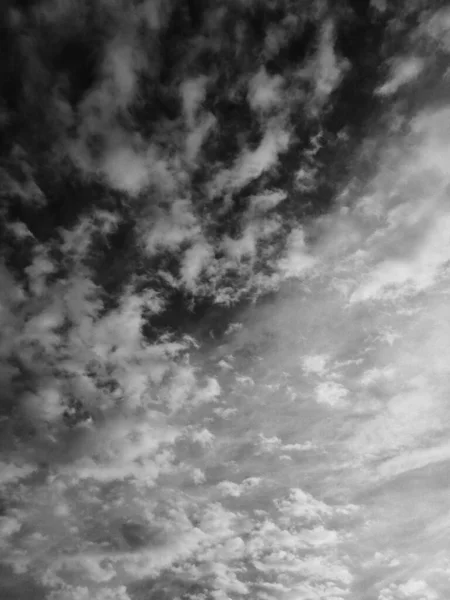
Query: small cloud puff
[[217, 477, 261, 497]]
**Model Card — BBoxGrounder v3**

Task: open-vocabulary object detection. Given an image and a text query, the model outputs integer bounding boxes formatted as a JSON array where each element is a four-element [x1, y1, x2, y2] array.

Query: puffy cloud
[[275, 488, 332, 523], [315, 381, 349, 408], [99, 143, 152, 195], [180, 240, 215, 290], [379, 579, 438, 600], [420, 7, 450, 52], [248, 189, 287, 214], [217, 477, 261, 497], [310, 18, 350, 110], [191, 427, 215, 447], [247, 67, 284, 114], [47, 585, 132, 600], [185, 112, 217, 163], [0, 462, 36, 485], [277, 228, 317, 279], [302, 354, 329, 375], [143, 199, 201, 253]]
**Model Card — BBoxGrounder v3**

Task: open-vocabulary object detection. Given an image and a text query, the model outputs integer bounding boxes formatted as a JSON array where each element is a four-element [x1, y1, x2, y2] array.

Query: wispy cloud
[[376, 56, 425, 96]]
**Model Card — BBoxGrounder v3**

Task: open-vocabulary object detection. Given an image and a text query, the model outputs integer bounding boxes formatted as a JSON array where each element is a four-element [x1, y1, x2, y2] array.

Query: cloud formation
[[2, 2, 450, 600]]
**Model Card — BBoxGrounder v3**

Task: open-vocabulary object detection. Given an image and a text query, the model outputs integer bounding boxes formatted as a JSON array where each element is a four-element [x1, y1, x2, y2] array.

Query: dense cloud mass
[[2, 1, 450, 599]]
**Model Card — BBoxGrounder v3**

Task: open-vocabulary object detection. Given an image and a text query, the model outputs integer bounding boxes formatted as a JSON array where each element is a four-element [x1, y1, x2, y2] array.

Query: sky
[[1, 1, 450, 599]]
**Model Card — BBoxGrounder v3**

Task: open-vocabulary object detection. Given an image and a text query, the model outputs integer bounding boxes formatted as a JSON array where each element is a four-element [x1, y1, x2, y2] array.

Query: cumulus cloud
[[247, 67, 284, 114]]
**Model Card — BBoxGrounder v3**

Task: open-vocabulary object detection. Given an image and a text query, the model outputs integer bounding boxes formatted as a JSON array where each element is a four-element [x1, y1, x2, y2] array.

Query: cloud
[[315, 380, 349, 408], [209, 124, 290, 198], [143, 199, 201, 253], [67, 28, 152, 193], [47, 585, 132, 600], [4, 4, 450, 600], [247, 67, 284, 114], [185, 112, 217, 163], [217, 477, 261, 497], [191, 427, 215, 447], [302, 354, 329, 375], [180, 240, 215, 290], [379, 579, 438, 600], [275, 488, 332, 523], [371, 0, 387, 12], [277, 228, 317, 279], [101, 35, 146, 109], [0, 462, 36, 485], [376, 56, 425, 96], [310, 18, 350, 110], [99, 143, 152, 195], [377, 441, 450, 480], [139, 0, 174, 31], [420, 7, 450, 52], [248, 189, 287, 214]]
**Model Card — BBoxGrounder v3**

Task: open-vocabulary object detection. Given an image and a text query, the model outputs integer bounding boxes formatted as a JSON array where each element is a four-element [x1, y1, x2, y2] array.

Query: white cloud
[[247, 67, 284, 114], [47, 584, 132, 600], [7, 7, 450, 600], [102, 36, 145, 108], [258, 433, 282, 453], [349, 212, 450, 302], [302, 354, 329, 375], [379, 579, 437, 600], [192, 376, 221, 406], [25, 246, 56, 297], [248, 189, 287, 214], [191, 427, 215, 447], [144, 199, 201, 253], [63, 414, 180, 483], [234, 126, 290, 189], [421, 7, 450, 52], [371, 0, 387, 12], [140, 0, 174, 31], [180, 240, 214, 290], [0, 515, 22, 540], [0, 462, 36, 485], [277, 228, 317, 279], [283, 441, 315, 452], [210, 125, 290, 197], [315, 381, 349, 408], [311, 18, 349, 109], [376, 56, 425, 96], [100, 143, 151, 195], [275, 488, 332, 523], [217, 477, 261, 497], [222, 219, 280, 263]]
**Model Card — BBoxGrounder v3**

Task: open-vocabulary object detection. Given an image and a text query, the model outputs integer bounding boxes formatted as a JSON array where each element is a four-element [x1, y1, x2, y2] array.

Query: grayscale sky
[[1, 2, 450, 599]]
